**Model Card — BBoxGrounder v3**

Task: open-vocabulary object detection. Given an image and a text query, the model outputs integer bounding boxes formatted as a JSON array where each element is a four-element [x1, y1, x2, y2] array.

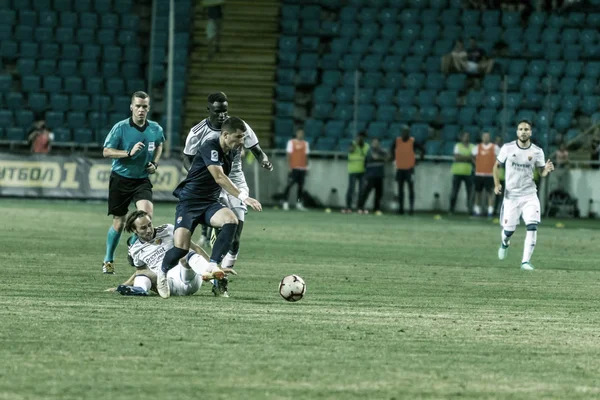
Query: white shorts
[[500, 194, 541, 230], [167, 263, 202, 296], [219, 188, 248, 222]]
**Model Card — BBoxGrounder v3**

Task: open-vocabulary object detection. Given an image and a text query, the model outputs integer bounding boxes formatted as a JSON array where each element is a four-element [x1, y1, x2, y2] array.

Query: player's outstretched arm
[[207, 165, 262, 211], [103, 142, 145, 159], [250, 144, 273, 171], [492, 161, 503, 195], [540, 159, 554, 177]]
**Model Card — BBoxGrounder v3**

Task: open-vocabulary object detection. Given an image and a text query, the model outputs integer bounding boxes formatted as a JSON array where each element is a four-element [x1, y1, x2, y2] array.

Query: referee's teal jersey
[[104, 118, 165, 179]]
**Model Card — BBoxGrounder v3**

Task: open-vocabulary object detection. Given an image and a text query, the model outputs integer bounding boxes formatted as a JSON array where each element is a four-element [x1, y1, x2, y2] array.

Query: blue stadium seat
[[21, 75, 40, 92], [6, 127, 25, 141], [465, 91, 483, 108], [559, 78, 577, 94], [441, 141, 456, 156], [276, 85, 295, 101], [37, 60, 56, 76], [0, 9, 16, 26], [375, 89, 395, 105], [15, 109, 34, 126], [17, 59, 35, 76], [461, 10, 480, 26], [581, 97, 598, 115], [482, 10, 500, 26], [312, 103, 333, 119], [70, 94, 90, 112], [102, 62, 119, 78], [19, 10, 36, 27], [417, 90, 436, 106], [43, 76, 62, 93], [506, 93, 522, 109], [446, 74, 466, 91], [363, 72, 383, 88], [425, 140, 442, 155], [81, 61, 99, 77], [438, 91, 458, 108], [276, 102, 294, 118], [1, 40, 18, 59], [105, 78, 124, 95], [389, 41, 410, 56], [333, 104, 353, 120], [64, 76, 83, 94], [334, 87, 353, 104], [358, 105, 376, 121], [277, 69, 295, 85], [278, 52, 296, 68], [367, 122, 388, 139], [45, 111, 64, 128], [375, 105, 397, 122], [52, 127, 71, 142], [323, 120, 346, 138], [528, 60, 546, 77], [358, 89, 374, 104], [67, 112, 87, 129], [0, 26, 11, 41], [404, 73, 425, 90], [39, 10, 57, 27], [315, 137, 337, 151], [41, 43, 60, 59], [28, 93, 47, 113], [420, 106, 438, 123], [440, 107, 458, 124], [32, 0, 51, 11], [458, 108, 476, 126], [101, 13, 119, 30], [361, 55, 382, 72], [61, 43, 80, 60], [383, 73, 403, 89], [55, 60, 75, 78], [90, 95, 111, 111], [484, 92, 502, 109], [585, 62, 600, 78], [50, 93, 69, 112], [73, 128, 93, 143], [120, 63, 139, 80], [396, 90, 416, 107], [313, 86, 332, 104], [410, 123, 429, 143], [547, 61, 565, 78], [564, 62, 583, 78], [14, 25, 33, 41], [521, 77, 539, 93], [399, 106, 417, 121], [478, 109, 496, 126], [303, 119, 323, 138], [554, 112, 572, 131], [379, 8, 398, 24], [0, 110, 13, 127], [5, 92, 23, 109]]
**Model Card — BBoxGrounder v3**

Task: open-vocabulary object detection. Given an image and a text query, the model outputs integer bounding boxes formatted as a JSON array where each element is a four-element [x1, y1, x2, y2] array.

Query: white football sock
[[187, 254, 210, 275], [487, 205, 494, 215], [180, 264, 196, 282], [133, 275, 152, 292], [473, 205, 481, 215], [522, 230, 537, 263], [221, 252, 238, 268]]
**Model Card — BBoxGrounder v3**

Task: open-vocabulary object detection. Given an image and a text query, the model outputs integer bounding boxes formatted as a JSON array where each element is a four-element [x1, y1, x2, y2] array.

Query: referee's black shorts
[[107, 171, 153, 217]]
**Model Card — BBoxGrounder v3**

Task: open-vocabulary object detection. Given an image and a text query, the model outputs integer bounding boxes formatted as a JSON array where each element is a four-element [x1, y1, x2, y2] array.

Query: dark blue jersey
[[173, 136, 238, 202]]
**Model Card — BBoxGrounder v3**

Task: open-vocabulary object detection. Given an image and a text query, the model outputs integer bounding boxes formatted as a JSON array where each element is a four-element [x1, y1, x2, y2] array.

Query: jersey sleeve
[[183, 128, 200, 156], [497, 145, 507, 164], [535, 149, 546, 167], [243, 121, 259, 149], [128, 245, 147, 268], [286, 140, 293, 153], [494, 144, 500, 156], [199, 139, 223, 167], [103, 124, 122, 149], [156, 125, 165, 145], [453, 143, 460, 155], [471, 145, 478, 156], [305, 141, 310, 154]]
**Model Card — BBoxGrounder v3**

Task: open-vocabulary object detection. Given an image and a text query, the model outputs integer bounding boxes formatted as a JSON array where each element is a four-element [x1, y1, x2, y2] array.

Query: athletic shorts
[[474, 176, 494, 192], [500, 193, 541, 229], [396, 168, 414, 182], [107, 171, 153, 217], [174, 200, 225, 233]]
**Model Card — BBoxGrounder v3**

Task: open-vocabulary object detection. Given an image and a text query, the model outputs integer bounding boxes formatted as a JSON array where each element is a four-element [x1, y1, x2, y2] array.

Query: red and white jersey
[[497, 141, 545, 198], [183, 118, 259, 190], [128, 224, 175, 274]]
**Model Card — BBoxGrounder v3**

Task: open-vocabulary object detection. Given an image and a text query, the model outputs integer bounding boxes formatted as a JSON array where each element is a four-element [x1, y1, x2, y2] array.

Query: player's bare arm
[[454, 153, 472, 162], [207, 165, 262, 211], [540, 159, 554, 177], [493, 161, 503, 195], [146, 143, 163, 174], [250, 144, 273, 171], [182, 154, 194, 171], [189, 241, 210, 260], [103, 142, 145, 159]]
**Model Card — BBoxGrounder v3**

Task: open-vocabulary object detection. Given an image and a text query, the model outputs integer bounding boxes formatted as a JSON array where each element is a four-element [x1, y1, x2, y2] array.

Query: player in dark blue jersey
[[101, 91, 164, 275], [157, 117, 261, 298]]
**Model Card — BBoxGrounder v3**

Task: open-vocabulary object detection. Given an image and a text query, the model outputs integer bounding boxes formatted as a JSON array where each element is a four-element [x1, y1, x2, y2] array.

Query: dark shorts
[[289, 169, 306, 185], [474, 176, 494, 192], [174, 200, 225, 233], [107, 171, 153, 217], [396, 168, 414, 182]]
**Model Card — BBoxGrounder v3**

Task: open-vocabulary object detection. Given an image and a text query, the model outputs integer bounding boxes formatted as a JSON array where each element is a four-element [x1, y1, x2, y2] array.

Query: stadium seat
[[37, 60, 56, 76], [1, 40, 18, 59], [73, 128, 93, 143], [105, 78, 124, 96], [6, 127, 25, 141], [312, 103, 333, 119], [383, 73, 403, 89], [90, 95, 111, 111], [70, 94, 90, 112], [554, 112, 572, 131], [0, 110, 13, 127], [15, 110, 34, 127], [5, 92, 23, 109], [45, 111, 64, 127], [396, 90, 416, 107], [61, 43, 80, 60], [324, 120, 346, 138], [101, 13, 119, 30], [375, 105, 397, 122], [438, 91, 458, 108], [14, 25, 33, 41], [304, 119, 323, 138], [425, 140, 442, 155], [64, 76, 83, 94], [276, 102, 294, 118], [21, 75, 41, 92], [276, 85, 295, 101], [440, 107, 458, 124], [28, 93, 47, 113], [57, 60, 77, 78], [367, 121, 388, 139], [50, 94, 69, 112], [59, 11, 78, 28], [17, 59, 35, 76], [53, 127, 72, 142], [375, 89, 395, 105]]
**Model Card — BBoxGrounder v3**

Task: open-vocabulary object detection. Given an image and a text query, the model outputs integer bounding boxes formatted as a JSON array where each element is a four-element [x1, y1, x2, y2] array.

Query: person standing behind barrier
[[391, 125, 425, 215], [472, 132, 499, 217], [449, 132, 475, 214], [357, 138, 387, 215], [282, 129, 309, 211], [342, 131, 369, 213]]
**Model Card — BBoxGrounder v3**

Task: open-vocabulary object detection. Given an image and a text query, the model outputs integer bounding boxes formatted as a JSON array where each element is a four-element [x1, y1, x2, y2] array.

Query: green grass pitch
[[1, 199, 599, 399]]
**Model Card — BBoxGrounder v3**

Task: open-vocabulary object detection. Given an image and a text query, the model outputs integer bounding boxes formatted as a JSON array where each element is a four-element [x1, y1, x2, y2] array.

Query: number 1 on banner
[[60, 163, 80, 189]]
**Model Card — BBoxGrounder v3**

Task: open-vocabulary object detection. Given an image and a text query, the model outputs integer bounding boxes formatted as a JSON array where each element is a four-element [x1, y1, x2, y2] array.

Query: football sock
[[180, 264, 196, 282], [210, 223, 237, 264], [487, 205, 494, 215], [104, 226, 122, 263], [133, 275, 152, 292], [473, 205, 481, 215], [221, 252, 238, 268], [522, 225, 537, 263], [161, 246, 188, 273], [501, 230, 514, 248]]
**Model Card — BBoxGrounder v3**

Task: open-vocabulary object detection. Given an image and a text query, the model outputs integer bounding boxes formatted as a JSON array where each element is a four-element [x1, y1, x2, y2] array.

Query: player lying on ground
[[493, 119, 554, 271], [106, 210, 235, 296], [157, 117, 262, 299]]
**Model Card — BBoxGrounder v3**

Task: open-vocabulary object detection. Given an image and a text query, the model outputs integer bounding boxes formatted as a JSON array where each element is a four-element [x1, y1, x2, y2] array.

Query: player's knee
[[222, 210, 238, 225], [113, 217, 125, 232], [526, 224, 538, 231], [503, 229, 515, 237]]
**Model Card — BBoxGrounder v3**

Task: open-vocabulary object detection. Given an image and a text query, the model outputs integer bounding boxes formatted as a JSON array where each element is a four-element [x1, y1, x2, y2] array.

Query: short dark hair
[[208, 92, 228, 104], [221, 116, 246, 134], [517, 119, 533, 129], [125, 210, 149, 233], [131, 91, 149, 102], [358, 131, 367, 138]]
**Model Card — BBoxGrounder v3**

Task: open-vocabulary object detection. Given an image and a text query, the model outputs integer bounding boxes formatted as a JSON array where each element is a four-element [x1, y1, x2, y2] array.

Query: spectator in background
[[391, 125, 425, 215], [357, 138, 387, 215], [590, 138, 600, 170], [553, 142, 570, 191], [449, 132, 475, 214], [27, 120, 54, 154], [472, 132, 499, 217], [442, 40, 468, 74], [282, 129, 309, 211], [466, 37, 495, 75], [204, 0, 224, 56], [343, 131, 369, 213]]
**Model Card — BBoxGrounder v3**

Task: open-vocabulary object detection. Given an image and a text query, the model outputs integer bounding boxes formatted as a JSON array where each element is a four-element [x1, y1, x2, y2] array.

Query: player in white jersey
[[183, 92, 273, 270], [493, 120, 554, 270], [109, 210, 232, 296]]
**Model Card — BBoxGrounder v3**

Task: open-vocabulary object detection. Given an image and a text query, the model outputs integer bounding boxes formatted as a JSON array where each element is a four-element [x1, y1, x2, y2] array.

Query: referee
[[101, 91, 165, 274]]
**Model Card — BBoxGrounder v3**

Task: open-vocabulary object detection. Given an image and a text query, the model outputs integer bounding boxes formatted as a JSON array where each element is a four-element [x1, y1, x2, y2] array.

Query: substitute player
[[102, 91, 164, 275], [183, 92, 273, 269], [494, 120, 554, 270], [282, 128, 309, 211], [157, 117, 262, 299], [472, 132, 499, 217]]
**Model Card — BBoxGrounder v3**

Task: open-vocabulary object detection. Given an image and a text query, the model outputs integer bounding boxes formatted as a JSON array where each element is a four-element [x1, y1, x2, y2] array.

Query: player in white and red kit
[[493, 120, 554, 270]]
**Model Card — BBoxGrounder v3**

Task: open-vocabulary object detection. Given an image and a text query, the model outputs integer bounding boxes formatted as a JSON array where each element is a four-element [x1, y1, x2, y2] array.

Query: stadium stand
[[0, 0, 191, 148], [275, 0, 600, 156]]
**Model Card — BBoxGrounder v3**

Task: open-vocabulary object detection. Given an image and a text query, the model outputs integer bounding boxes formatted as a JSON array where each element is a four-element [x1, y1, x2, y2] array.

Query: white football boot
[[520, 262, 534, 271], [156, 269, 170, 298], [498, 242, 509, 260]]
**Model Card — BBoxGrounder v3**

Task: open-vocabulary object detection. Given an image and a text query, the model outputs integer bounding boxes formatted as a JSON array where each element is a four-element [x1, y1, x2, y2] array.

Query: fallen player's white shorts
[[500, 193, 541, 229], [168, 264, 202, 296], [219, 187, 248, 221]]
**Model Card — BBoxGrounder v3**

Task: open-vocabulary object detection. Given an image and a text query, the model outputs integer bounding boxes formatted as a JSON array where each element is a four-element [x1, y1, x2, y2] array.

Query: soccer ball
[[279, 275, 306, 302]]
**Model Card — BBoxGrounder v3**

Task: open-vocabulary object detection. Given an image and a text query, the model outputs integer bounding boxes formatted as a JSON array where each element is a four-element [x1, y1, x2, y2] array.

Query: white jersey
[[183, 118, 259, 189], [128, 224, 175, 275], [497, 141, 545, 198]]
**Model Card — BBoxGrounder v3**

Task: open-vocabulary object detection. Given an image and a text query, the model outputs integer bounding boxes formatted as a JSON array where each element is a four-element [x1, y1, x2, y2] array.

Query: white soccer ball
[[279, 275, 306, 302]]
